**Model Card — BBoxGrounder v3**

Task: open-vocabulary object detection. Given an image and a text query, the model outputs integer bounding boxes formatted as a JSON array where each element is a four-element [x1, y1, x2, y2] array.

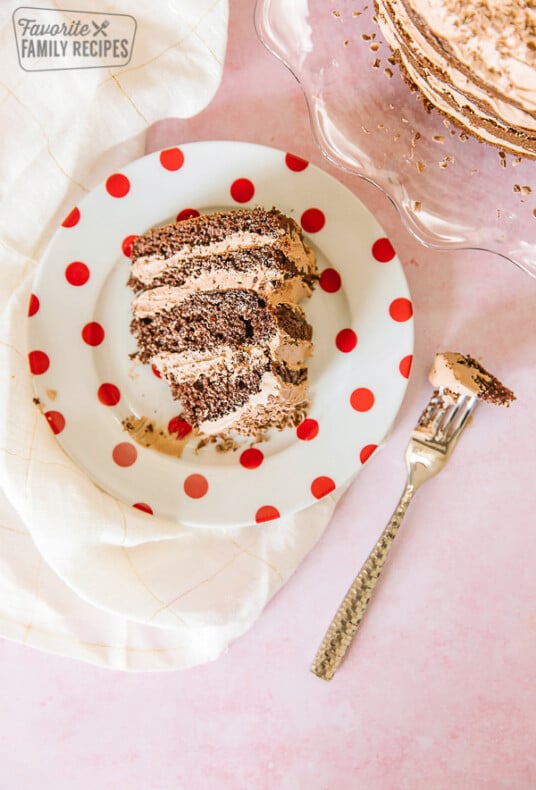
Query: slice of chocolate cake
[[128, 208, 317, 439]]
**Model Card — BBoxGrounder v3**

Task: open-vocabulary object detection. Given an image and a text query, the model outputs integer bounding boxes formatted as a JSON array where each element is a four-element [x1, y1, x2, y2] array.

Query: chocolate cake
[[375, 0, 536, 157], [428, 352, 515, 405], [129, 208, 317, 438]]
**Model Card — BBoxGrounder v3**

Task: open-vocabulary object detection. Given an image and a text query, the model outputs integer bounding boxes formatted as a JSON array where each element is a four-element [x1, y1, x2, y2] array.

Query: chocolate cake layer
[[199, 373, 310, 436], [274, 303, 313, 342], [131, 288, 311, 363], [131, 208, 305, 259], [166, 355, 269, 426]]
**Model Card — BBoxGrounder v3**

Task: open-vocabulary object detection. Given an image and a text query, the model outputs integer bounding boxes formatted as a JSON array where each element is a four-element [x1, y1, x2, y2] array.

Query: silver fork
[[310, 387, 478, 681]]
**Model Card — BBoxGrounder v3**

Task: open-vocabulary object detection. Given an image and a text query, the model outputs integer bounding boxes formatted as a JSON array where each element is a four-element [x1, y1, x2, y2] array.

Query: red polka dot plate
[[28, 141, 413, 528]]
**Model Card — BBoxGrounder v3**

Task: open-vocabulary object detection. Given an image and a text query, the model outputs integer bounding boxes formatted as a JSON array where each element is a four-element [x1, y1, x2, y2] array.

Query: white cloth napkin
[[0, 0, 342, 670]]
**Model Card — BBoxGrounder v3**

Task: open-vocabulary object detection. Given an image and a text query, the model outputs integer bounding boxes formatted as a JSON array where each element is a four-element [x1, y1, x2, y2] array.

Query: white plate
[[28, 140, 413, 528]]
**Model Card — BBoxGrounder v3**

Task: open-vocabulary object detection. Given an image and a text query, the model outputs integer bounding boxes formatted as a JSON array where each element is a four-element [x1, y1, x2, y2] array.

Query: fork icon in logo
[[92, 19, 110, 36]]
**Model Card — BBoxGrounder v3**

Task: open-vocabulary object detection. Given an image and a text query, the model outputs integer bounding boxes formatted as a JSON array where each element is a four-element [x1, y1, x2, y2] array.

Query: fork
[[310, 387, 478, 681]]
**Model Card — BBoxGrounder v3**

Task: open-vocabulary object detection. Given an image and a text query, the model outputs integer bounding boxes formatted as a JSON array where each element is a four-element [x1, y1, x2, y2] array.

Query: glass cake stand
[[255, 0, 536, 278]]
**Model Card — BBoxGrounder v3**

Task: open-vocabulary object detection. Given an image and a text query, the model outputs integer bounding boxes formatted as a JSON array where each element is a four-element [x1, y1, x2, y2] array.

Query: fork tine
[[446, 395, 478, 441], [429, 399, 456, 434], [433, 394, 478, 448], [414, 389, 478, 447], [435, 393, 468, 437], [415, 388, 457, 435], [435, 397, 464, 436]]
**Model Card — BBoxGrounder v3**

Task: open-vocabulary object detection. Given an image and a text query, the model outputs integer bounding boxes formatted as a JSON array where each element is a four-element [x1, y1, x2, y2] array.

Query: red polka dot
[[311, 476, 336, 499], [184, 474, 208, 499], [28, 294, 39, 317], [106, 173, 130, 198], [335, 328, 358, 352], [372, 237, 396, 262], [61, 207, 80, 227], [255, 505, 280, 523], [151, 364, 162, 378], [296, 418, 319, 441], [97, 383, 121, 406], [121, 234, 138, 257], [65, 261, 89, 286], [300, 207, 325, 233], [389, 297, 413, 322], [360, 444, 378, 464], [28, 350, 49, 375], [399, 354, 413, 379], [319, 267, 341, 293], [167, 416, 192, 439], [112, 442, 137, 467], [159, 147, 184, 171], [82, 322, 105, 346], [176, 208, 200, 222], [239, 448, 264, 469], [133, 502, 153, 515], [350, 387, 375, 412], [44, 410, 65, 435], [230, 178, 254, 203], [285, 153, 309, 171]]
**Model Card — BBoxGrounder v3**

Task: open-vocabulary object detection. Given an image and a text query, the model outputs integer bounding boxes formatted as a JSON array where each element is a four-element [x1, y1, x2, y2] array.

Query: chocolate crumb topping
[[462, 354, 516, 405]]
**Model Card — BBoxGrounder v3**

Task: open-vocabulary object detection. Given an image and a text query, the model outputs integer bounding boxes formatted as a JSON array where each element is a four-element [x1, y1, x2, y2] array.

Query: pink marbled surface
[[1, 2, 535, 787]]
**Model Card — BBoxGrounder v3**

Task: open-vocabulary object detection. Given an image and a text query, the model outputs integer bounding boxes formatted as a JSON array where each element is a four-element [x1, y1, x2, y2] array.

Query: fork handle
[[310, 483, 415, 681]]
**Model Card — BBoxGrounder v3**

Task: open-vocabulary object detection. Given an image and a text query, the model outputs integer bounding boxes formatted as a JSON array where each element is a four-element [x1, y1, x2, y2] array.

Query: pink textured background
[[1, 2, 535, 787]]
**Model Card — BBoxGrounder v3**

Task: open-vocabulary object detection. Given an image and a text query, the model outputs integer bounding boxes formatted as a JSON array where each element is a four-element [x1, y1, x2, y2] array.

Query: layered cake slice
[[128, 208, 317, 439]]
